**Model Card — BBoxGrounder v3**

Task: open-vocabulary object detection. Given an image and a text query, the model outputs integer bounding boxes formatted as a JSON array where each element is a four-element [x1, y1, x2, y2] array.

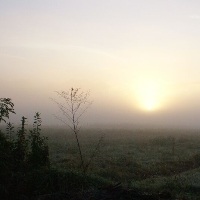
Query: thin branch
[[75, 101, 93, 123], [53, 114, 73, 131], [50, 97, 73, 114]]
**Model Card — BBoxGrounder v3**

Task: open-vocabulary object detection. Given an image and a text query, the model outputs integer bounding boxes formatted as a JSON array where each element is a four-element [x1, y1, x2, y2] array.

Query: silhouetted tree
[[0, 98, 15, 123]]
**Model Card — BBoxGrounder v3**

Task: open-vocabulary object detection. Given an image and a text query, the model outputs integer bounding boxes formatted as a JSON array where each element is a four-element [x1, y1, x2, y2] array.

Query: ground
[[45, 127, 200, 199]]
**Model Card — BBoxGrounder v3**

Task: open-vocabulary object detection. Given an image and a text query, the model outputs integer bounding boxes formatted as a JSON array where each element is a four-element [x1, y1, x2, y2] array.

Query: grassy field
[[1, 123, 200, 199], [44, 127, 200, 198]]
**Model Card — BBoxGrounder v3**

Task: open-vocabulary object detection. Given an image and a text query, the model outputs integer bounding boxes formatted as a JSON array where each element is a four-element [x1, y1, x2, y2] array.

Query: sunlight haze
[[1, 0, 200, 128]]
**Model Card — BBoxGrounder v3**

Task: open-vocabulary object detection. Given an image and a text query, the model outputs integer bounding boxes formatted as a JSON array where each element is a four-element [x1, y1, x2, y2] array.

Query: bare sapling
[[52, 88, 92, 172]]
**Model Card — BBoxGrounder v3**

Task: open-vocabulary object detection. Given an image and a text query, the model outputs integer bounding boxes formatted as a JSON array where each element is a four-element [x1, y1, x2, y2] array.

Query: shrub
[[28, 112, 49, 169]]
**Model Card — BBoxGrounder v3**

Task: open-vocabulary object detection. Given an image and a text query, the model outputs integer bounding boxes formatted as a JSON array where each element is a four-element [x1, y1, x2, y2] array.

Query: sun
[[133, 79, 164, 112]]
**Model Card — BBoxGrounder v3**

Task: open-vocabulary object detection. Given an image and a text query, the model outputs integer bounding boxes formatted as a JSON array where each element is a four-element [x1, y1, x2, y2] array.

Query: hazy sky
[[1, 0, 200, 128]]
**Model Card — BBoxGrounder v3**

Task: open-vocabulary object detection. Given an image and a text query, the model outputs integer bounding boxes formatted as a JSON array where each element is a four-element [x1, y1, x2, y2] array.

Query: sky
[[1, 0, 200, 128]]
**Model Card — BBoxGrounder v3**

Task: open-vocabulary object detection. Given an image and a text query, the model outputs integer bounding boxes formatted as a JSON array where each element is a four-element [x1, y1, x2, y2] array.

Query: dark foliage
[[13, 116, 28, 171], [0, 98, 15, 123], [28, 112, 49, 169], [6, 122, 14, 142], [0, 105, 50, 199]]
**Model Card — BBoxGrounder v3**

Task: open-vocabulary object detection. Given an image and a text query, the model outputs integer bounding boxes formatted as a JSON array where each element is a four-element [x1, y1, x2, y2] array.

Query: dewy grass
[[47, 128, 200, 181]]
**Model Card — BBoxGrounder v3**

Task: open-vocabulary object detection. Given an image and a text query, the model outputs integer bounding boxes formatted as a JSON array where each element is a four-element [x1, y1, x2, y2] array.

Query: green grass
[[42, 127, 200, 198], [2, 126, 200, 199]]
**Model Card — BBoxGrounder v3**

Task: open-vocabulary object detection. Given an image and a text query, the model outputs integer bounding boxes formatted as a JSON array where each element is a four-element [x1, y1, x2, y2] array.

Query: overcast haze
[[1, 0, 200, 128]]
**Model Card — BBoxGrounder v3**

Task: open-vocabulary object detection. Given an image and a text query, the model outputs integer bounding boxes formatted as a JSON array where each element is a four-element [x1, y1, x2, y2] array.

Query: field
[[45, 127, 200, 199]]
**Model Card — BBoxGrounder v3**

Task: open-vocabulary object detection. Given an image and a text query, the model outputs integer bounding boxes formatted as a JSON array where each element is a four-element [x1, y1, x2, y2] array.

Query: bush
[[28, 112, 49, 169]]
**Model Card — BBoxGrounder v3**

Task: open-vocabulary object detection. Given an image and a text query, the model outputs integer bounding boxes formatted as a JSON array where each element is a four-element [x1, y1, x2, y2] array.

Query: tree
[[52, 88, 92, 172], [0, 98, 15, 123]]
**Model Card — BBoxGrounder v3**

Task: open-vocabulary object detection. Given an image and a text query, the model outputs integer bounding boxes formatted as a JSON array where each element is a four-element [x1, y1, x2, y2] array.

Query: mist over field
[[1, 1, 200, 129], [2, 2, 200, 199]]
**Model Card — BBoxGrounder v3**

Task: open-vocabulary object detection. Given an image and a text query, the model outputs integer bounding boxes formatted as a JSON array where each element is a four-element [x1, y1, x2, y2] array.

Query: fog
[[1, 0, 200, 129]]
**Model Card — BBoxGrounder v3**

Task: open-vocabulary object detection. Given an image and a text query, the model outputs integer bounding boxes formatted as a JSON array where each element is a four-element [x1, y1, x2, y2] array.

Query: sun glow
[[133, 79, 165, 112]]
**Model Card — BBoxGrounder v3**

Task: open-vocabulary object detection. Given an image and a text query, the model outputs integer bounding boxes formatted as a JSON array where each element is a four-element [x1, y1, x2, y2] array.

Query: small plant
[[28, 112, 49, 168], [52, 87, 104, 173], [6, 122, 14, 142], [52, 88, 92, 172], [13, 116, 28, 170]]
